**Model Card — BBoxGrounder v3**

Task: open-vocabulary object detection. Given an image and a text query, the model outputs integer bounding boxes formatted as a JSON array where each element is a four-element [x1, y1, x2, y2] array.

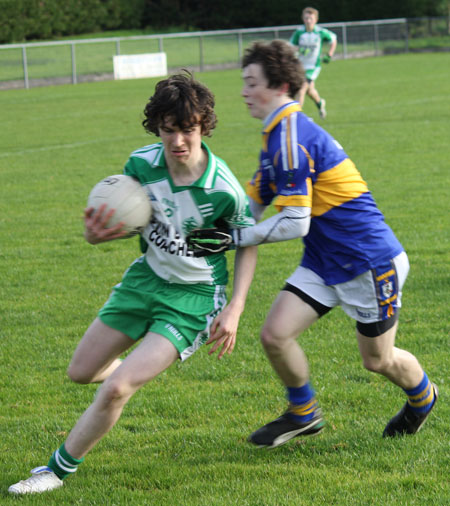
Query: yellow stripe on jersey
[[262, 103, 302, 151], [274, 149, 281, 167], [299, 144, 315, 171], [246, 176, 263, 204], [311, 158, 369, 217], [286, 118, 294, 169]]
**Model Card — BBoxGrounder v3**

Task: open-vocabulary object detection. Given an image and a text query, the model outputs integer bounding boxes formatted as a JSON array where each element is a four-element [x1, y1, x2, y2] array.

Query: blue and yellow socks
[[48, 443, 84, 480], [287, 383, 318, 423], [404, 372, 435, 414]]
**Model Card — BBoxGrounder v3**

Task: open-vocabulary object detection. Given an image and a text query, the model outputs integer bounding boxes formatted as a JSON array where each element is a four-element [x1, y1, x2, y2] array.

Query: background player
[[290, 6, 337, 118], [9, 72, 257, 494], [187, 40, 437, 447]]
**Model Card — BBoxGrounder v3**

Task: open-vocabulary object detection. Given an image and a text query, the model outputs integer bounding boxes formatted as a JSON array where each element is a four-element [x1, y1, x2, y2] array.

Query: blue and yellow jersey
[[247, 102, 403, 285]]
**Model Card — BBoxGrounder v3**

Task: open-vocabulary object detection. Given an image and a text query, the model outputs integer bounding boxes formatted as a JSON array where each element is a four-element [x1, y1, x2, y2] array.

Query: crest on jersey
[[182, 217, 200, 234], [382, 280, 394, 299]]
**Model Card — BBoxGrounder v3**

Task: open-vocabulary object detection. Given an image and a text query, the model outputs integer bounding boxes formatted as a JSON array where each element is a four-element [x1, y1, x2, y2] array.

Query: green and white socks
[[48, 443, 84, 480]]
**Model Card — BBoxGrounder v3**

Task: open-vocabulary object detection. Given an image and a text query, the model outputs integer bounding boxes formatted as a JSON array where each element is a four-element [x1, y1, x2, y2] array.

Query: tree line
[[0, 0, 448, 44]]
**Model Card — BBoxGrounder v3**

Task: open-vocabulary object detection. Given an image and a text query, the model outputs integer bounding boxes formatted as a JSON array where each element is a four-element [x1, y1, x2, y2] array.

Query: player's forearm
[[228, 245, 258, 313], [329, 39, 337, 56], [235, 206, 311, 247]]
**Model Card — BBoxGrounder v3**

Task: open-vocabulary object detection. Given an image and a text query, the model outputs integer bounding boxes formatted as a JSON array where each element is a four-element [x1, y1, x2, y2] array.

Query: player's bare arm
[[207, 245, 257, 359]]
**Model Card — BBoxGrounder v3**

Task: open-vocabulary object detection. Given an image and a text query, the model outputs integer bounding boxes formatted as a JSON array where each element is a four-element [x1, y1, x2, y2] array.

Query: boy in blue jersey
[[187, 40, 438, 447]]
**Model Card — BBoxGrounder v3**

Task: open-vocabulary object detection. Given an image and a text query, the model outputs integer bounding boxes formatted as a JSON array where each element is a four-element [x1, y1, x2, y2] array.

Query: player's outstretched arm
[[84, 204, 129, 244], [207, 245, 257, 359], [186, 206, 310, 254]]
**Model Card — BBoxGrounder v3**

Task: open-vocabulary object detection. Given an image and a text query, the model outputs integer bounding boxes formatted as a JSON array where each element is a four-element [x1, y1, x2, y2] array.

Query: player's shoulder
[[298, 114, 339, 145], [214, 157, 244, 191], [125, 142, 165, 180], [129, 142, 163, 164], [291, 25, 306, 37], [317, 25, 337, 39], [206, 152, 246, 198]]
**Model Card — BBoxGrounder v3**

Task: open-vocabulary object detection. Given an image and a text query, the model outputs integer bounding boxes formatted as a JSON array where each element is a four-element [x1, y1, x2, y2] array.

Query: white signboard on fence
[[113, 52, 167, 80]]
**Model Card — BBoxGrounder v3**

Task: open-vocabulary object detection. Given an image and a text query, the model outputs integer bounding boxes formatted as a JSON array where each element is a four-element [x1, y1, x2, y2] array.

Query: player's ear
[[279, 82, 290, 95]]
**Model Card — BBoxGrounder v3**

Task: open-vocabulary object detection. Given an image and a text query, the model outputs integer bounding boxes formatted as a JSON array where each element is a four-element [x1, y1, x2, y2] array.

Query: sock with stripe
[[286, 383, 318, 423], [404, 372, 435, 414], [48, 443, 84, 480]]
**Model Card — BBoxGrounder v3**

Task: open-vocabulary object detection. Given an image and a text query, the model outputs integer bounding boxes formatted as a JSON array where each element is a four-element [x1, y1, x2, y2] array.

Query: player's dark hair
[[242, 40, 305, 99], [142, 71, 217, 137]]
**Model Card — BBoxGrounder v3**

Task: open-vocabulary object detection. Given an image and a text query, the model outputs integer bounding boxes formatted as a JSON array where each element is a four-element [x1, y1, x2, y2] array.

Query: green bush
[[0, 0, 147, 43], [0, 0, 446, 43]]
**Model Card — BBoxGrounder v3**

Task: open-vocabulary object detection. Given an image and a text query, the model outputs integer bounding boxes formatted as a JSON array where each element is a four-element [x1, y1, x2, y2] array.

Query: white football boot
[[8, 466, 63, 494]]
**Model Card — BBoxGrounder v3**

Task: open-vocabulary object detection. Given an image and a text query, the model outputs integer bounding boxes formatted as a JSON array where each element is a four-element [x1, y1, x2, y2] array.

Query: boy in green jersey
[[290, 6, 337, 118], [9, 73, 257, 495]]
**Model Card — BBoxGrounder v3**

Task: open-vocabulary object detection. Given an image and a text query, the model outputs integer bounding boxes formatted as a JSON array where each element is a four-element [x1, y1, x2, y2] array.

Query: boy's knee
[[67, 363, 93, 384], [361, 355, 392, 374], [260, 325, 288, 352], [97, 378, 134, 409]]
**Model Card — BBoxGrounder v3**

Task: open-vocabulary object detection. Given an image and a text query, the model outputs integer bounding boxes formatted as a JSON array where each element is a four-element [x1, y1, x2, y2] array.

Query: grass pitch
[[0, 53, 449, 505]]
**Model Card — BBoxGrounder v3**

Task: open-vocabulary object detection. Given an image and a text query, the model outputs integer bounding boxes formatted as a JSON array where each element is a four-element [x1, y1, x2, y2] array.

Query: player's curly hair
[[142, 71, 217, 137], [242, 40, 305, 99]]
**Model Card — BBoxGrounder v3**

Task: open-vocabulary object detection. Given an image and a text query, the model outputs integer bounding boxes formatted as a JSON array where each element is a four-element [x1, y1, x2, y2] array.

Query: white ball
[[87, 175, 152, 236]]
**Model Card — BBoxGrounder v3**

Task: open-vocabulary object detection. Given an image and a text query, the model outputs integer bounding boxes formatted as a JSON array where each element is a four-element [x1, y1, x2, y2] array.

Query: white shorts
[[285, 252, 409, 324]]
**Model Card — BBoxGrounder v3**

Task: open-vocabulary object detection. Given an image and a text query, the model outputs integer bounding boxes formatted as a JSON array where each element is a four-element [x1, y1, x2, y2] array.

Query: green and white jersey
[[124, 141, 254, 290], [290, 25, 336, 70]]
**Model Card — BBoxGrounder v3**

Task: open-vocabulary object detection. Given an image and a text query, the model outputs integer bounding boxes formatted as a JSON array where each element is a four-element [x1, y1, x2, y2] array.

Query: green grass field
[[0, 53, 449, 505]]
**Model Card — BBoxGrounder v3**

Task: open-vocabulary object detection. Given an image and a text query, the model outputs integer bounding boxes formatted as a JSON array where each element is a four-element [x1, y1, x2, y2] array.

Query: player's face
[[159, 117, 203, 169], [302, 12, 317, 30], [242, 63, 281, 120]]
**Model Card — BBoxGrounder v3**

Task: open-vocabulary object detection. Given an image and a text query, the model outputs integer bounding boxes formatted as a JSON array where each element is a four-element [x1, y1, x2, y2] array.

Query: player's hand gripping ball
[[87, 175, 152, 236]]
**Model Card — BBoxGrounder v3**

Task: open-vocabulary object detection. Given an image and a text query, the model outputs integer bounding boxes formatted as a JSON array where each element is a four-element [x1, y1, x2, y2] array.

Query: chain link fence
[[0, 17, 447, 90]]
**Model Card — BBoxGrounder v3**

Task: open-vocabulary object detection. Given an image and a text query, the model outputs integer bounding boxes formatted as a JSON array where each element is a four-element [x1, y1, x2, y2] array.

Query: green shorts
[[306, 66, 321, 82], [98, 257, 227, 361]]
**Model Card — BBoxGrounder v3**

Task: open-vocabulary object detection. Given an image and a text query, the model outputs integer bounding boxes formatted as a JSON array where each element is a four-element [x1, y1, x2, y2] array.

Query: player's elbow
[[299, 218, 310, 237]]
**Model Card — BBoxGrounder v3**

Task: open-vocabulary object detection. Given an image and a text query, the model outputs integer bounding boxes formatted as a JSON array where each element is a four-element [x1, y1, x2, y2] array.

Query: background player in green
[[9, 72, 257, 495], [290, 6, 337, 118]]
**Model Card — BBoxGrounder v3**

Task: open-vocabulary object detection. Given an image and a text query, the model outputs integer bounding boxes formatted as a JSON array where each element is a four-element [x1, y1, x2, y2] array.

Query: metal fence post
[[342, 24, 348, 59], [405, 20, 409, 53], [199, 36, 204, 71], [158, 37, 163, 52], [237, 31, 243, 62], [22, 46, 29, 89], [115, 39, 120, 55], [374, 24, 379, 56], [71, 43, 77, 84]]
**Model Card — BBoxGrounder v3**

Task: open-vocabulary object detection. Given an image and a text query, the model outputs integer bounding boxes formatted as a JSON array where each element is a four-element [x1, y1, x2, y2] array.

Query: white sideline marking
[[0, 136, 142, 158]]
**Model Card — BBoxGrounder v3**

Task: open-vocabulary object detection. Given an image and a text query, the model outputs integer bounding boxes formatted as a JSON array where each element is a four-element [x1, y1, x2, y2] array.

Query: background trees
[[0, 0, 448, 43]]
